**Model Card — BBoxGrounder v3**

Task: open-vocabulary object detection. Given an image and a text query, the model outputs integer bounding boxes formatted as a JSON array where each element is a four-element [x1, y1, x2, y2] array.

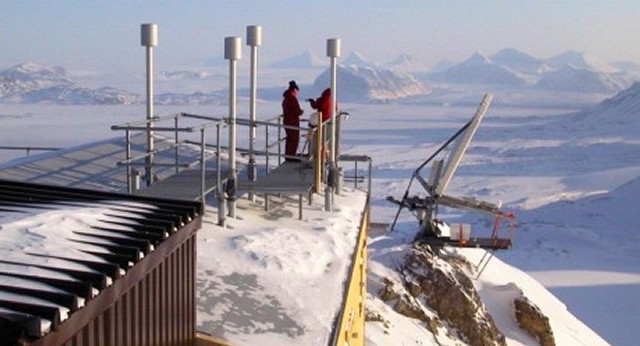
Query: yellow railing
[[331, 196, 369, 346]]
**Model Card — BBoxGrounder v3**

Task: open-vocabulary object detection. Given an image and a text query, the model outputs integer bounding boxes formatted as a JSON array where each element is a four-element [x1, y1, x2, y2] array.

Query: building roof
[[0, 179, 202, 343]]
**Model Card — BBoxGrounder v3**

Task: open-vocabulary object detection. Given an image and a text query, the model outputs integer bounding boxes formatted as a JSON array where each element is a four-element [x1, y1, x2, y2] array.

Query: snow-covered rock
[[426, 52, 527, 86], [385, 53, 429, 74], [490, 48, 549, 75], [543, 50, 619, 73], [313, 64, 431, 102], [533, 65, 624, 93], [269, 50, 325, 68], [342, 51, 377, 69], [0, 63, 138, 104]]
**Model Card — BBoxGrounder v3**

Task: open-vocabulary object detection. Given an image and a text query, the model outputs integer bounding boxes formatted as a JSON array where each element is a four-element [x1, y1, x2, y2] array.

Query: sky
[[2, 1, 640, 71]]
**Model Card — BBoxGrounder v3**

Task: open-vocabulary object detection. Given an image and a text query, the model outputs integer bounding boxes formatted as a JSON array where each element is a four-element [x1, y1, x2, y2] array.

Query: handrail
[[0, 146, 62, 156], [339, 155, 372, 194], [112, 113, 227, 226]]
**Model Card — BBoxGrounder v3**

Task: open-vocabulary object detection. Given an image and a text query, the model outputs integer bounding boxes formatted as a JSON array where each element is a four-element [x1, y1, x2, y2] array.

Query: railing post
[[265, 123, 270, 174], [216, 123, 226, 227], [200, 128, 206, 203], [126, 129, 132, 193], [314, 112, 323, 194], [131, 169, 140, 192], [277, 116, 282, 166], [175, 115, 180, 174]]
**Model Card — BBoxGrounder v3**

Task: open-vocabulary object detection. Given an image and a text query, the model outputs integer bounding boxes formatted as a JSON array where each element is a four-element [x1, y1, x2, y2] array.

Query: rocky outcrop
[[379, 244, 506, 346], [514, 295, 555, 346]]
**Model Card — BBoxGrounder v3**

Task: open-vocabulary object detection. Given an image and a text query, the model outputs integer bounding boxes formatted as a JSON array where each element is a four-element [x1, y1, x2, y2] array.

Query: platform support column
[[225, 36, 241, 218]]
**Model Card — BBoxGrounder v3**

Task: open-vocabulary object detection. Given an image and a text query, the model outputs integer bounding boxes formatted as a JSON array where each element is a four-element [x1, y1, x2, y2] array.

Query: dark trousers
[[285, 128, 300, 158]]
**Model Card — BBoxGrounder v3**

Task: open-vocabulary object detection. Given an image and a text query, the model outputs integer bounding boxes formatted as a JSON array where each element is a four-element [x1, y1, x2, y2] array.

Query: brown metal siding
[[32, 219, 199, 346]]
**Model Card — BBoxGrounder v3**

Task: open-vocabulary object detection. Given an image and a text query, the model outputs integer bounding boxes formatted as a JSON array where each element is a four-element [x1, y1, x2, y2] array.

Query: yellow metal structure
[[332, 197, 369, 346]]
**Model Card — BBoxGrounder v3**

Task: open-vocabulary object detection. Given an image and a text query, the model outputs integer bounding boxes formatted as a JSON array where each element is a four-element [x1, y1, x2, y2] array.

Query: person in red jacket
[[282, 80, 304, 161], [306, 88, 336, 161], [307, 88, 333, 122]]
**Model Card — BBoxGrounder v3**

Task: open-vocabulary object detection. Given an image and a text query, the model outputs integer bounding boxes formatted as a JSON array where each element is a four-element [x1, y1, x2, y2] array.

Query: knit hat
[[288, 80, 299, 91]]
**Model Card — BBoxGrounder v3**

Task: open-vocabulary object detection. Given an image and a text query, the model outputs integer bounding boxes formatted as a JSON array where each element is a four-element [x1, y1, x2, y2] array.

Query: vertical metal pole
[[314, 112, 323, 194], [336, 113, 342, 161], [277, 116, 282, 165], [216, 123, 225, 227], [225, 36, 241, 218], [200, 128, 206, 203], [326, 38, 341, 210], [141, 24, 158, 187], [265, 124, 270, 174], [216, 124, 222, 196], [247, 26, 262, 201], [174, 116, 179, 174], [126, 129, 132, 193]]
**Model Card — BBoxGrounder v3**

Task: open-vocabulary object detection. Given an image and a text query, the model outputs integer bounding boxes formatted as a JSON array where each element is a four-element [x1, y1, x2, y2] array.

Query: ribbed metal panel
[[0, 179, 201, 346]]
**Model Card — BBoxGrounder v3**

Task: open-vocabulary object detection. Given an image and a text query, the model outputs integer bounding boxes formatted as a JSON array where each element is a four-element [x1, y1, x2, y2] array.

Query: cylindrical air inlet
[[247, 25, 262, 47], [141, 24, 158, 47], [327, 38, 341, 58], [225, 36, 242, 60]]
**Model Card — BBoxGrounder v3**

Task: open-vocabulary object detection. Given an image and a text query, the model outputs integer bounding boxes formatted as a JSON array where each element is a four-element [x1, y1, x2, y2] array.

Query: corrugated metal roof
[[0, 179, 202, 344]]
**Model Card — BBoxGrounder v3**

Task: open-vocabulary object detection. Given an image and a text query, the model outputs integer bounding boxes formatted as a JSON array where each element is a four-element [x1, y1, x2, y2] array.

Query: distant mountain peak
[[343, 51, 375, 67], [462, 51, 492, 66], [492, 48, 538, 63], [269, 50, 324, 68], [1, 62, 70, 82], [545, 50, 618, 73], [387, 53, 429, 73]]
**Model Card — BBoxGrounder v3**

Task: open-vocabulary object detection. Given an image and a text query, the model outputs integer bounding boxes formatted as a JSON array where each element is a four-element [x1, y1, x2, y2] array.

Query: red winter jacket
[[282, 89, 304, 126], [309, 88, 335, 122]]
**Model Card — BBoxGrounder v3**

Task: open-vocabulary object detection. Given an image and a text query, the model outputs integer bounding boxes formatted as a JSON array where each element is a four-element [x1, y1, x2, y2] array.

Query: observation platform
[[239, 160, 316, 219]]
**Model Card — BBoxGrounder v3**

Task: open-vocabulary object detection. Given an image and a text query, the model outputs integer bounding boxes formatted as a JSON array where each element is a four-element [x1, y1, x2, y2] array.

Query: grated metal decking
[[134, 169, 220, 201], [239, 160, 316, 219]]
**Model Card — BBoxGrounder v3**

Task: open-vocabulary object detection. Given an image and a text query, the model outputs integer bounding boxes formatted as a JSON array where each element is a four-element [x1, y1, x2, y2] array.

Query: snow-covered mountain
[[313, 64, 431, 102], [158, 69, 211, 80], [573, 81, 640, 130], [0, 63, 138, 104], [269, 50, 325, 68], [421, 48, 635, 94], [490, 48, 550, 75], [425, 52, 527, 86], [385, 53, 429, 73], [534, 64, 624, 93], [342, 51, 377, 68], [543, 50, 619, 73]]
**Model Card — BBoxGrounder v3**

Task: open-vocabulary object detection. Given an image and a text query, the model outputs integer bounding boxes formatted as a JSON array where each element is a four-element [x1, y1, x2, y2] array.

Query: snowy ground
[[1, 90, 638, 345]]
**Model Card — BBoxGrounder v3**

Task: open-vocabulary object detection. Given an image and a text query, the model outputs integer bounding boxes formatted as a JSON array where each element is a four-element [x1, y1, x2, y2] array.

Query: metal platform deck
[[134, 169, 220, 201], [239, 160, 316, 219]]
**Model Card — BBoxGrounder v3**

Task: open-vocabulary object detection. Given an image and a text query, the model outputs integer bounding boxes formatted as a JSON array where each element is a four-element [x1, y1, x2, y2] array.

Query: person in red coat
[[306, 88, 336, 161], [307, 88, 333, 122], [282, 80, 304, 161]]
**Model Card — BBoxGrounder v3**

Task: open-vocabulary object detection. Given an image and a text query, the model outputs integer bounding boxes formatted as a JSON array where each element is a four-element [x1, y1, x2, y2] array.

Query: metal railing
[[338, 154, 372, 194], [112, 113, 227, 224], [0, 145, 61, 157]]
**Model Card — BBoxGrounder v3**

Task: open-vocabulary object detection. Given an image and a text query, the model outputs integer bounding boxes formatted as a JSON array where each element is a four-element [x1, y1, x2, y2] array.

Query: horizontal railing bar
[[0, 146, 61, 151]]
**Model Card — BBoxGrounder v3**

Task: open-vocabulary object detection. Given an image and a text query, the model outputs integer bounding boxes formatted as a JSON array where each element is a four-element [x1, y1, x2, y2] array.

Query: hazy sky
[[2, 1, 640, 71]]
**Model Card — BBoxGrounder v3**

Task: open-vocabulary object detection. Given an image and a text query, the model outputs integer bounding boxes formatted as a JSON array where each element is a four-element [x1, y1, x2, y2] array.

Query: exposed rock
[[398, 243, 506, 346], [394, 293, 427, 321], [514, 295, 555, 346], [378, 277, 400, 302]]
